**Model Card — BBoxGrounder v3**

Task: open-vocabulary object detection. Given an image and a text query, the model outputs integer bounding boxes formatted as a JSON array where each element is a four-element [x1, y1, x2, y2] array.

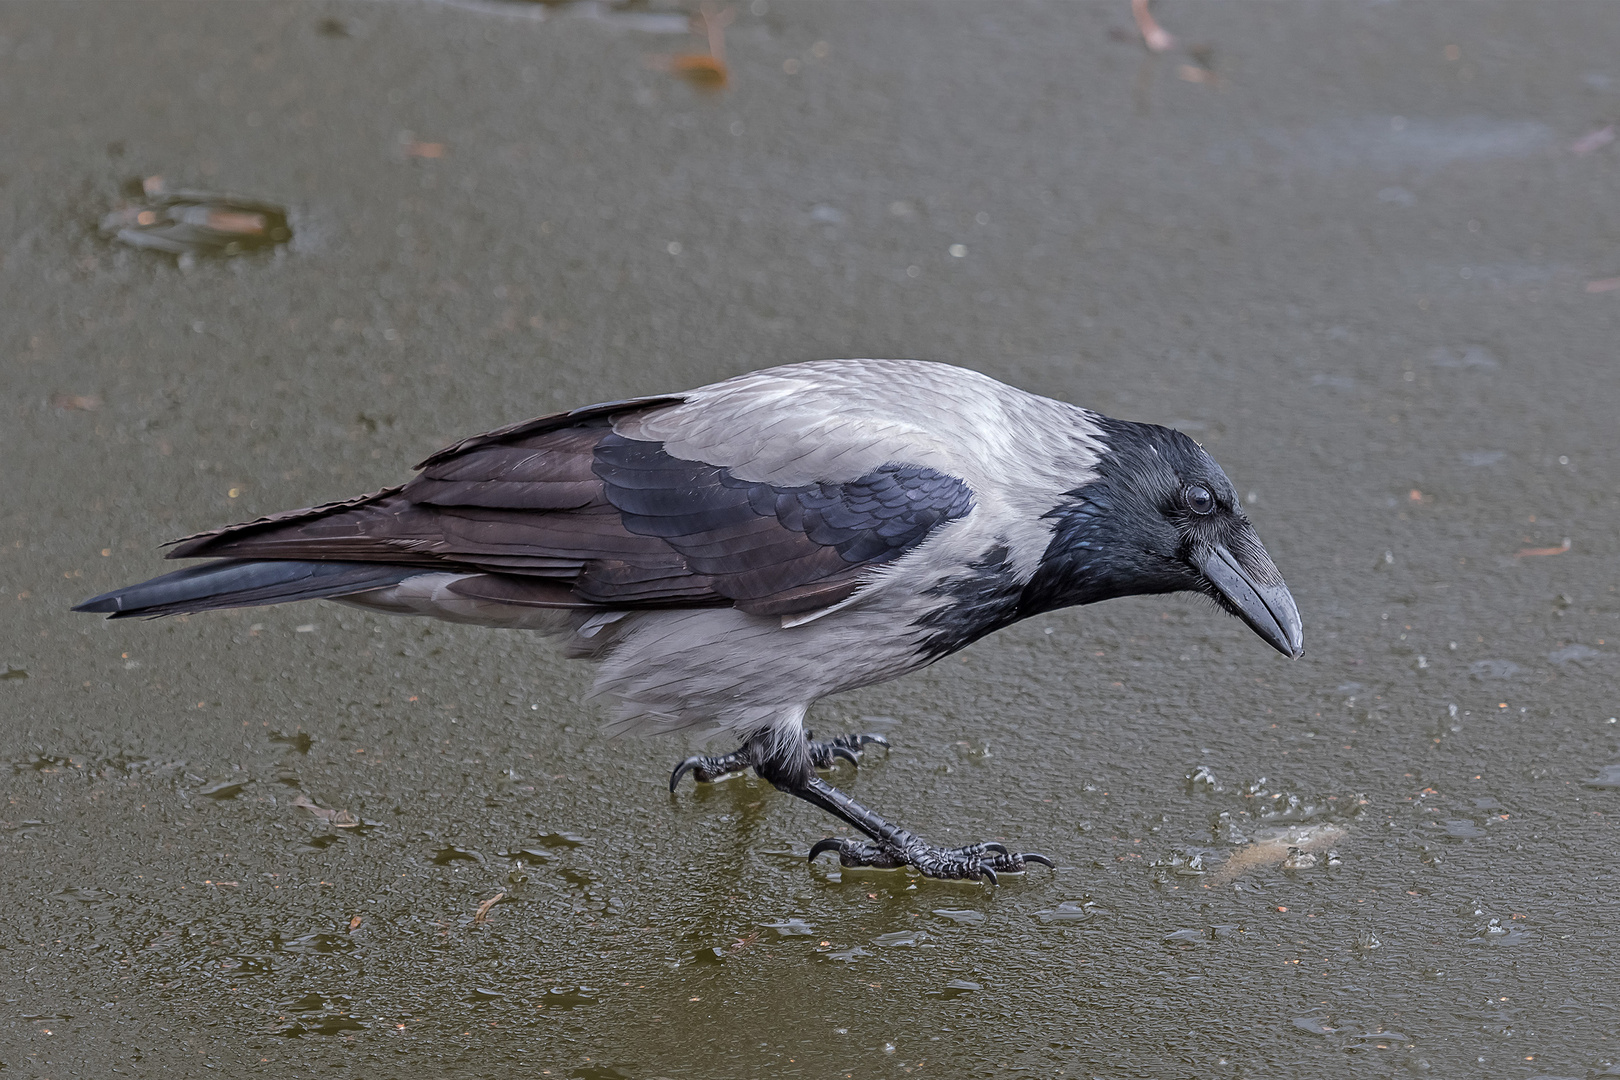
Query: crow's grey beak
[[1193, 540, 1304, 659]]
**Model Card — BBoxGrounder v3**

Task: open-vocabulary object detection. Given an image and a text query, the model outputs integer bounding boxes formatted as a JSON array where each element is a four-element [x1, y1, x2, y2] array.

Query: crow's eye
[[1185, 486, 1215, 515]]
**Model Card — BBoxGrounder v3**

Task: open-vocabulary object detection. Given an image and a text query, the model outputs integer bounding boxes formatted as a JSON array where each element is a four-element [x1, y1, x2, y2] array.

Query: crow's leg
[[749, 737, 1052, 886], [668, 729, 888, 792]]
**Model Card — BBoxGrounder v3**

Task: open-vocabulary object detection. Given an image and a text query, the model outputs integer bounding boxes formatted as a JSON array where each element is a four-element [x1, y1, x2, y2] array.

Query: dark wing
[[164, 399, 974, 617], [591, 434, 974, 614]]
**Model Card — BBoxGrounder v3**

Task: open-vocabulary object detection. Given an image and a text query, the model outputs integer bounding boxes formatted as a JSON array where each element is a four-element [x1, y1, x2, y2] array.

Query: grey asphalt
[[3, 2, 1618, 1076]]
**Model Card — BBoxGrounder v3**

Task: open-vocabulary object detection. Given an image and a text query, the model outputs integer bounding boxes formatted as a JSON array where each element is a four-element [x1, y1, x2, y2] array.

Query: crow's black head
[[1022, 417, 1304, 658]]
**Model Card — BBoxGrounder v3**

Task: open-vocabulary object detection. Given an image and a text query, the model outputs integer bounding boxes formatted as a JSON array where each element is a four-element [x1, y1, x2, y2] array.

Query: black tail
[[73, 560, 420, 619]]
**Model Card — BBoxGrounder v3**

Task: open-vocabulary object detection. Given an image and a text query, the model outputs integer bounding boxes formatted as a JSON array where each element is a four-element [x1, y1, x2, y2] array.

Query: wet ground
[[4, 1, 1619, 1076]]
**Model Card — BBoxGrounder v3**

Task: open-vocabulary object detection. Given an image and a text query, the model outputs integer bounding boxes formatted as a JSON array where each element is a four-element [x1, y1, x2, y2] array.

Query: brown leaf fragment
[[203, 210, 267, 236], [670, 53, 727, 87], [1584, 277, 1620, 293], [101, 192, 291, 257], [50, 394, 101, 412], [659, 2, 733, 89], [1207, 825, 1346, 886]]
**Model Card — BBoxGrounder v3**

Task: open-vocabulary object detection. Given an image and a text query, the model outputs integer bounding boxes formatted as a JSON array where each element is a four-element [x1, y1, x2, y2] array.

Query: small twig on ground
[[1515, 538, 1571, 558], [474, 892, 505, 924], [1131, 0, 1175, 53], [696, 2, 735, 65], [1570, 125, 1615, 156]]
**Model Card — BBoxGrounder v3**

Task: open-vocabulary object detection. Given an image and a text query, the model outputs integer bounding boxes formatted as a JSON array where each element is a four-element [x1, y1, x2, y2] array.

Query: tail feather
[[73, 560, 420, 619]]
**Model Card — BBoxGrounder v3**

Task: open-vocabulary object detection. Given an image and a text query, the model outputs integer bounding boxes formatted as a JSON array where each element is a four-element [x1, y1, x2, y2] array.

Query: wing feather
[[160, 388, 975, 615]]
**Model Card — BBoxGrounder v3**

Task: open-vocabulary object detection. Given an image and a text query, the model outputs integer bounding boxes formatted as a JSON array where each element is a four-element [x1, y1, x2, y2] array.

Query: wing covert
[[592, 433, 974, 609]]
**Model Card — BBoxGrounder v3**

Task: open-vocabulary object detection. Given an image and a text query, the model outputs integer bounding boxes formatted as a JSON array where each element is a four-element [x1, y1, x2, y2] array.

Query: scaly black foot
[[787, 774, 1052, 886], [806, 731, 889, 771], [808, 835, 1053, 885], [668, 747, 751, 789], [669, 730, 888, 792]]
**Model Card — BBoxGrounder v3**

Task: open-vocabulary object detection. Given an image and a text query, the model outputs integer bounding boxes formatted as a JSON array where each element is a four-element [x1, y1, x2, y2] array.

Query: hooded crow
[[76, 359, 1302, 882]]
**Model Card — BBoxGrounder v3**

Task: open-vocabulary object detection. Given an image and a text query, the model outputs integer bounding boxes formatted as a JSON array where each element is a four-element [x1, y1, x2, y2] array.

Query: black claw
[[808, 731, 891, 771], [669, 756, 703, 793], [982, 842, 1009, 856], [808, 837, 845, 863], [1022, 853, 1055, 869], [980, 866, 999, 885]]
